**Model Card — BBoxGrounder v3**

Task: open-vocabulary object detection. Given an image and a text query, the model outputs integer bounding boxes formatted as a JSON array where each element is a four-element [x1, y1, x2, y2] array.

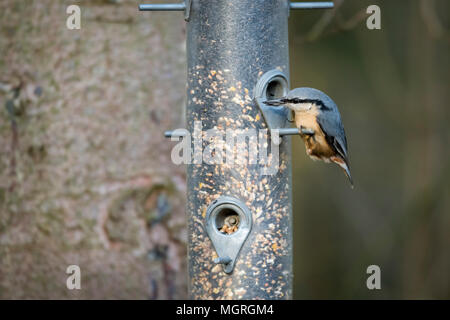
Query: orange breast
[[294, 108, 335, 160]]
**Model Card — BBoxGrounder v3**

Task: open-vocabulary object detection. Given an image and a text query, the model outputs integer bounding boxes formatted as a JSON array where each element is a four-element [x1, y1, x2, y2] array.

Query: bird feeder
[[140, 0, 334, 300]]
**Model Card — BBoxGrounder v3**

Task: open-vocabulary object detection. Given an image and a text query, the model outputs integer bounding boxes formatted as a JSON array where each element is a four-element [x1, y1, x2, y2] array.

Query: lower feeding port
[[205, 196, 252, 274]]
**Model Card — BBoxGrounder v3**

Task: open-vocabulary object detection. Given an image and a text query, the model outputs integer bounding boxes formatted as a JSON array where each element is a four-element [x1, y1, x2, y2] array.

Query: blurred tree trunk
[[0, 0, 187, 299]]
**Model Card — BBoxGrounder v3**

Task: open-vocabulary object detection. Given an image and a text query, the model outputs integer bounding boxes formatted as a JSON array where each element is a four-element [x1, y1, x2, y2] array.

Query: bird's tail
[[331, 156, 354, 189], [342, 164, 354, 189]]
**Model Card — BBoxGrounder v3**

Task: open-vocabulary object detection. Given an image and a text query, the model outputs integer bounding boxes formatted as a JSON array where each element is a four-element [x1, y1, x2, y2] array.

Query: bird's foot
[[300, 126, 315, 136]]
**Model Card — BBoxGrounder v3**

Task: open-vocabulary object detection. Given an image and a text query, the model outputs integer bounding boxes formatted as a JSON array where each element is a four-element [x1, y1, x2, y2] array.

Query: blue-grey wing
[[317, 110, 349, 162]]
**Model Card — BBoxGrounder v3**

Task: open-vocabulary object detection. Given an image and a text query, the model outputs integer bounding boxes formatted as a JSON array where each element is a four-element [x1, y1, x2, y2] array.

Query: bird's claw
[[300, 126, 315, 136]]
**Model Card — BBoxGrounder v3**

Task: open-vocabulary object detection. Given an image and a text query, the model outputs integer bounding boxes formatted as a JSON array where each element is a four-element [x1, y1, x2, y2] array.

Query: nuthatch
[[265, 87, 353, 187]]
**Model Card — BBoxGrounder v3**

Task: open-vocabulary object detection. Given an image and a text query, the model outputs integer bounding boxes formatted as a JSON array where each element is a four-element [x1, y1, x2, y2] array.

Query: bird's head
[[264, 87, 337, 113]]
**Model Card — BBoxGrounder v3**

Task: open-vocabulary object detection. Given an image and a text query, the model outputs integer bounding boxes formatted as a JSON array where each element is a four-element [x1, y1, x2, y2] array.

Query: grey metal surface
[[205, 196, 252, 274], [139, 1, 335, 11], [139, 3, 185, 11], [139, 1, 192, 20], [164, 130, 186, 138], [290, 1, 334, 9], [279, 128, 300, 136], [186, 0, 292, 299]]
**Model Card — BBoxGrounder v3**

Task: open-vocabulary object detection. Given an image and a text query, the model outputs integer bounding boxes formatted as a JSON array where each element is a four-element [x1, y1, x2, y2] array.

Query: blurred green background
[[289, 0, 449, 299], [0, 0, 448, 299]]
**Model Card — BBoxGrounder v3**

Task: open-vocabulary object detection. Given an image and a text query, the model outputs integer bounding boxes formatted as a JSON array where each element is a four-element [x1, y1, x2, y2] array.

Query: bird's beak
[[263, 98, 286, 106]]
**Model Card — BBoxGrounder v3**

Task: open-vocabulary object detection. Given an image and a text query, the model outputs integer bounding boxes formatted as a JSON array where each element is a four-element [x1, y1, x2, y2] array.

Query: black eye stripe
[[284, 98, 331, 111]]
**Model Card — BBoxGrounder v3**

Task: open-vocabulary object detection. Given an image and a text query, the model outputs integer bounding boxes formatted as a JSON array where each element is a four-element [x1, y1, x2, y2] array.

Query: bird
[[264, 87, 353, 188]]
